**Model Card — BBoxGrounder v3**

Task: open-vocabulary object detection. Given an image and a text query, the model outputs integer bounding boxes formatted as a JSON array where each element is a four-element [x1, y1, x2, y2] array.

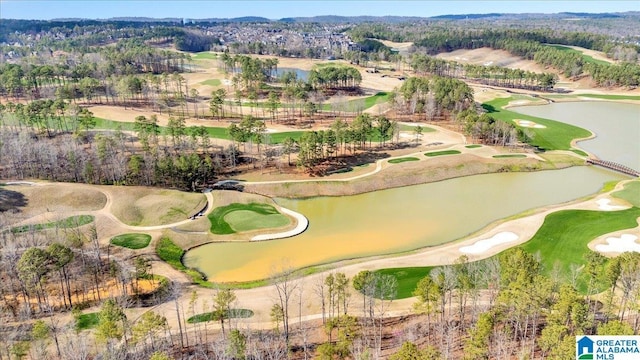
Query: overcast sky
[[1, 0, 638, 20]]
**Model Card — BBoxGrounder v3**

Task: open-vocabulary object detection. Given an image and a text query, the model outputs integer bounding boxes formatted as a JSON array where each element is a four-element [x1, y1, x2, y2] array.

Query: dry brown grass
[[245, 154, 556, 198], [8, 183, 107, 216], [107, 186, 207, 226], [435, 47, 548, 74]]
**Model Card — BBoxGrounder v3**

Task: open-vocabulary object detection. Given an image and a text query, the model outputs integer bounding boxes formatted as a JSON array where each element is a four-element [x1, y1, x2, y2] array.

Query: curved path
[[251, 207, 309, 241]]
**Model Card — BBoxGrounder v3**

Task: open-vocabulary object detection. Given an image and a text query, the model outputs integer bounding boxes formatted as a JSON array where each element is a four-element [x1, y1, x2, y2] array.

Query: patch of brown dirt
[[436, 47, 548, 73]]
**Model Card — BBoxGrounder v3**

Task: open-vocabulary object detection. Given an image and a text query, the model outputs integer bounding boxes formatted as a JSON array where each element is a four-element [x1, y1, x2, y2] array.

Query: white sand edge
[[595, 234, 640, 253], [251, 207, 309, 241], [459, 232, 519, 254], [596, 198, 626, 211]]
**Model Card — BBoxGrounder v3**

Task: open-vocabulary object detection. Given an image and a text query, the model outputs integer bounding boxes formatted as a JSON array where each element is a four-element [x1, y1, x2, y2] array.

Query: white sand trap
[[459, 232, 519, 254], [222, 79, 231, 86], [399, 132, 414, 139], [596, 198, 626, 211], [514, 119, 546, 129], [251, 207, 309, 241], [595, 234, 640, 253]]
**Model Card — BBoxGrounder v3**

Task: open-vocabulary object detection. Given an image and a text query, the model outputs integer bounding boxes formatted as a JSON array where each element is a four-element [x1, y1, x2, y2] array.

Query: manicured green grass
[[398, 124, 436, 132], [612, 181, 640, 207], [110, 233, 152, 249], [424, 150, 461, 157], [192, 52, 218, 60], [320, 92, 391, 111], [156, 237, 210, 287], [575, 94, 640, 101], [75, 312, 100, 331], [94, 117, 137, 131], [187, 309, 254, 324], [389, 157, 420, 164], [268, 131, 305, 143], [493, 154, 527, 158], [11, 215, 94, 233], [482, 97, 591, 151], [224, 209, 290, 232], [373, 267, 434, 299], [208, 203, 289, 234], [545, 44, 610, 66], [571, 149, 589, 157], [156, 237, 186, 269], [519, 207, 640, 291], [465, 144, 482, 149], [201, 79, 221, 86]]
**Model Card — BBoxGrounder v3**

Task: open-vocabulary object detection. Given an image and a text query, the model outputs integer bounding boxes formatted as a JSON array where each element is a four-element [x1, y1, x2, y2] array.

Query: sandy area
[[596, 198, 626, 211], [435, 47, 548, 74], [459, 232, 519, 254], [595, 234, 640, 253], [514, 119, 547, 128]]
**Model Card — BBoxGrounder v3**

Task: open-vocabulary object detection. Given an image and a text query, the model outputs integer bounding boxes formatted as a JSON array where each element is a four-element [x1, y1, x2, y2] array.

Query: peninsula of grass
[[110, 233, 152, 249], [544, 44, 610, 66], [520, 207, 640, 292], [75, 312, 100, 331], [425, 150, 461, 157], [201, 79, 221, 86], [208, 202, 290, 234], [465, 144, 482, 149], [612, 181, 640, 207], [482, 97, 591, 151], [187, 309, 254, 324], [156, 237, 210, 287], [389, 157, 420, 164], [11, 215, 94, 233], [493, 154, 527, 158], [571, 149, 589, 157], [373, 267, 434, 299]]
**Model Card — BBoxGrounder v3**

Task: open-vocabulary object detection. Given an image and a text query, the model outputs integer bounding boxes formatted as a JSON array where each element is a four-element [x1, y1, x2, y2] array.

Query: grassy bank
[[482, 97, 591, 151]]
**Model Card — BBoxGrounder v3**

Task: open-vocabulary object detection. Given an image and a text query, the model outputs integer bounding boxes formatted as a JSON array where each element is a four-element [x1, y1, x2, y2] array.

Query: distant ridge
[[429, 13, 503, 20], [38, 11, 639, 24]]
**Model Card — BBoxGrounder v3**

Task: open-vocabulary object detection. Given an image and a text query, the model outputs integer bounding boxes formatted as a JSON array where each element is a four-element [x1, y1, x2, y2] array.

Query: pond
[[275, 67, 310, 81], [512, 101, 640, 169], [184, 101, 638, 283]]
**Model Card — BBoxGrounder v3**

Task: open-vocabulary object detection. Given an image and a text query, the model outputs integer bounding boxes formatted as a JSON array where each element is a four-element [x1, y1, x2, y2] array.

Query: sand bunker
[[251, 207, 309, 241], [596, 198, 626, 211], [514, 119, 546, 129], [459, 232, 519, 254], [595, 234, 640, 253]]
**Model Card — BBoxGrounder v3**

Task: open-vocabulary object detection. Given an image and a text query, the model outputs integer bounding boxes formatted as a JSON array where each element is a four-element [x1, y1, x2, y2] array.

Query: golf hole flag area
[[576, 335, 640, 359]]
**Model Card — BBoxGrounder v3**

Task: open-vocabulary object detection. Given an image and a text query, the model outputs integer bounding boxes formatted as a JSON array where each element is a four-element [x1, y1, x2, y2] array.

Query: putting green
[[110, 233, 152, 249], [209, 203, 290, 234], [224, 210, 290, 232]]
